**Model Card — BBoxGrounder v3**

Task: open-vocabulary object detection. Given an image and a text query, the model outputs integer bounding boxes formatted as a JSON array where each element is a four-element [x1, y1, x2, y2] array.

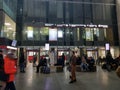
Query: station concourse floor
[[15, 63, 120, 90]]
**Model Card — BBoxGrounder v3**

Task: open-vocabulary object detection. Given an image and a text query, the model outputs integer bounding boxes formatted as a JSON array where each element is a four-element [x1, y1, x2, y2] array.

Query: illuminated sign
[[105, 43, 110, 50], [58, 30, 63, 38], [27, 26, 33, 38], [45, 43, 49, 50], [11, 40, 17, 46], [49, 28, 57, 41]]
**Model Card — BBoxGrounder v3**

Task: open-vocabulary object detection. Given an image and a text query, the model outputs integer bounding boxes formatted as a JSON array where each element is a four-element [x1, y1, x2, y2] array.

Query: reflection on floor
[[15, 63, 120, 90]]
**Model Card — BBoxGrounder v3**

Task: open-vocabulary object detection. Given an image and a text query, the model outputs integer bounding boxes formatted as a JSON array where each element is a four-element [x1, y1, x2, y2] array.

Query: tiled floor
[[15, 63, 120, 90]]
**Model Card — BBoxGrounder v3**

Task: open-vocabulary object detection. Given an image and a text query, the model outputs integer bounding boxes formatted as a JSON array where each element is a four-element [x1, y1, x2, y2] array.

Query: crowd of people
[[1, 48, 120, 88], [97, 52, 120, 72], [79, 56, 95, 72]]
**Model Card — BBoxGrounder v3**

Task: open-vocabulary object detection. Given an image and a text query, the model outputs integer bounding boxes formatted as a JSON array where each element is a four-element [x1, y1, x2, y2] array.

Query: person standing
[[106, 51, 113, 71], [61, 53, 65, 68], [33, 54, 37, 67], [4, 52, 17, 90], [69, 51, 77, 83], [36, 56, 43, 73], [19, 52, 26, 73]]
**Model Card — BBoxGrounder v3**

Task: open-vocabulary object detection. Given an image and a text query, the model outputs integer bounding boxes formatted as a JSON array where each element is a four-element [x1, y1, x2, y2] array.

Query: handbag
[[67, 65, 71, 72], [0, 71, 9, 82]]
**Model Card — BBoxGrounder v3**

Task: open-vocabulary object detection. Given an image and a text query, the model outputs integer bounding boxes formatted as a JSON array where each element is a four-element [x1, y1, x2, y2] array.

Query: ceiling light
[[5, 23, 11, 26], [7, 27, 12, 30]]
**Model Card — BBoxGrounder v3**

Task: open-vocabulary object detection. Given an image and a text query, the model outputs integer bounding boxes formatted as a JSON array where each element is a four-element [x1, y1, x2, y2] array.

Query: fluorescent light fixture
[[7, 27, 12, 30], [7, 46, 17, 50], [5, 23, 11, 26]]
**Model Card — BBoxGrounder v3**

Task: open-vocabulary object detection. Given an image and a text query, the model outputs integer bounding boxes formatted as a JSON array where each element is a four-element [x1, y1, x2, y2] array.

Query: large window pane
[[3, 14, 16, 39], [40, 27, 49, 41], [93, 4, 104, 21], [34, 27, 40, 40], [3, 0, 17, 20], [85, 28, 93, 41], [98, 28, 106, 41], [73, 3, 83, 23], [48, 1, 57, 23]]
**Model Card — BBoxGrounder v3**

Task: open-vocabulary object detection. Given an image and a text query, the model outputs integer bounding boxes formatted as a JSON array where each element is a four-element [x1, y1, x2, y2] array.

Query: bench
[[56, 66, 63, 72]]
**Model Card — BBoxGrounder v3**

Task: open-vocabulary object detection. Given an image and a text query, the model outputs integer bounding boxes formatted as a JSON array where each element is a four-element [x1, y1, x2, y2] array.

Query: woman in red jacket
[[4, 52, 17, 90]]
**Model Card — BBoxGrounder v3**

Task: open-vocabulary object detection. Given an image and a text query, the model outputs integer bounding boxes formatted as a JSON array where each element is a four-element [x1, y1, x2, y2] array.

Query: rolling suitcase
[[44, 66, 50, 74], [41, 66, 50, 74]]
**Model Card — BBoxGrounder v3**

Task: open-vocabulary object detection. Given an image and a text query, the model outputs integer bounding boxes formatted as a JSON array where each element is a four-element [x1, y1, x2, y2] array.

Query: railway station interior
[[0, 0, 120, 90]]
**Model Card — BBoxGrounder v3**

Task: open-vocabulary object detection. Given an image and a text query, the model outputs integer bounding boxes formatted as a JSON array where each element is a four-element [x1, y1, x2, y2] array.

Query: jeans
[[20, 63, 25, 72]]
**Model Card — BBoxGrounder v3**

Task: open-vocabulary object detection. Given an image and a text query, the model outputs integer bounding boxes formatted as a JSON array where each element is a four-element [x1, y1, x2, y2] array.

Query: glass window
[[85, 28, 93, 41], [73, 3, 83, 23], [77, 28, 80, 41], [3, 0, 17, 20], [93, 28, 106, 41], [93, 4, 104, 20], [27, 26, 33, 40], [98, 28, 106, 41], [34, 1, 46, 18], [93, 28, 99, 41], [48, 1, 57, 23], [65, 3, 70, 23], [69, 28, 73, 45], [82, 28, 86, 40], [57, 2, 63, 19], [0, 0, 3, 9], [72, 28, 79, 42], [40, 27, 49, 41], [104, 5, 112, 21], [3, 14, 16, 39], [65, 27, 70, 42], [23, 26, 49, 41], [33, 27, 40, 40]]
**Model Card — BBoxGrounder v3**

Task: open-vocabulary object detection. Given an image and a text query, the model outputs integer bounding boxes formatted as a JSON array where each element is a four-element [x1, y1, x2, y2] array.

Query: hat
[[7, 52, 14, 55], [7, 52, 15, 59]]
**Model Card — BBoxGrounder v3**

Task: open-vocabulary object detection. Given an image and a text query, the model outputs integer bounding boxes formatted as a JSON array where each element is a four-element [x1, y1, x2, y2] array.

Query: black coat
[[0, 54, 4, 70], [19, 54, 25, 63]]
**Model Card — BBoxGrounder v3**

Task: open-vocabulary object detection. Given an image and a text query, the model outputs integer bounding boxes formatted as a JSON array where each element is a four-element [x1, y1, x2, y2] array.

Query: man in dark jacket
[[61, 53, 65, 68], [19, 52, 26, 73], [106, 51, 113, 71]]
